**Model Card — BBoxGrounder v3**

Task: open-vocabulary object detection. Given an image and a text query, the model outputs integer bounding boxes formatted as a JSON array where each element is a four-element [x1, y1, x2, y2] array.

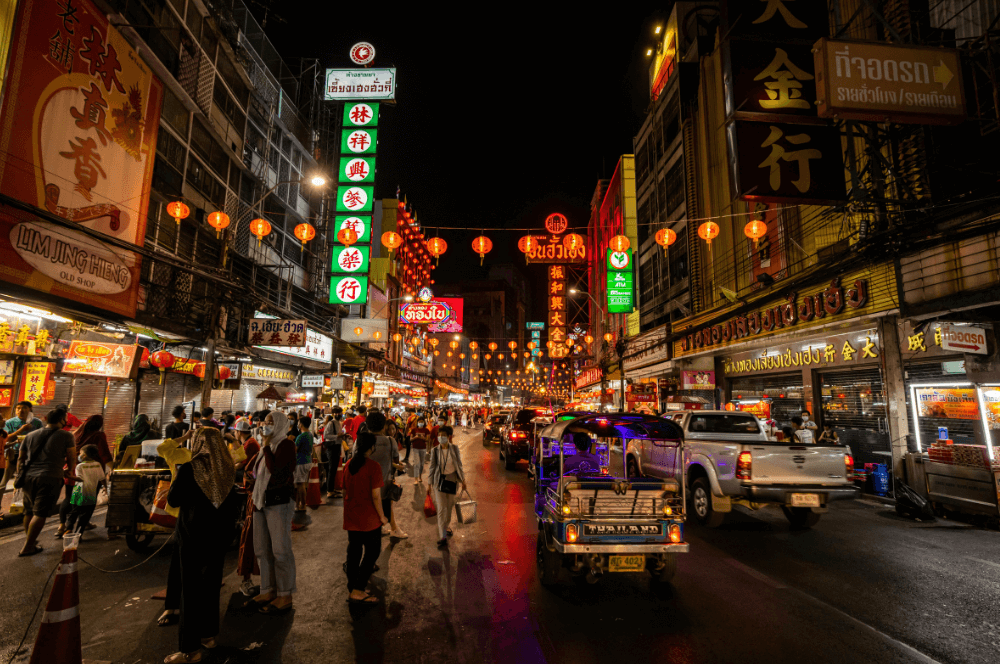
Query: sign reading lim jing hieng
[[674, 264, 897, 358]]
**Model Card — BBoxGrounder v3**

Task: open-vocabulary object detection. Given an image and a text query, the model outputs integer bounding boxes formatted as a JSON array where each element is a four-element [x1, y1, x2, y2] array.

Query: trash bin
[[872, 463, 889, 496]]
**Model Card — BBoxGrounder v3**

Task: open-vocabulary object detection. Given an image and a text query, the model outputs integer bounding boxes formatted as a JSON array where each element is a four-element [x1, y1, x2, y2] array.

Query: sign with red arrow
[[939, 324, 988, 355]]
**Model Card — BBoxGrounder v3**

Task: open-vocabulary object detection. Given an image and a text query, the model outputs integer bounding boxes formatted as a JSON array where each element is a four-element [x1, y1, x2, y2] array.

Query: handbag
[[423, 487, 437, 517], [455, 489, 478, 524], [149, 480, 177, 528], [386, 480, 402, 502], [264, 485, 293, 507], [435, 447, 458, 495]]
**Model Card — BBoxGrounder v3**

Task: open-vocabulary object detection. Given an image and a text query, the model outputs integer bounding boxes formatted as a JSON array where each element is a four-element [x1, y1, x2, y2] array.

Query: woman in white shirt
[[428, 426, 466, 549]]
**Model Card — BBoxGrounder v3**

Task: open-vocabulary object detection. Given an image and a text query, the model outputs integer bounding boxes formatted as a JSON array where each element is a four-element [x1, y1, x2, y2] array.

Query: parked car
[[482, 413, 508, 446], [501, 407, 551, 470], [629, 410, 858, 529]]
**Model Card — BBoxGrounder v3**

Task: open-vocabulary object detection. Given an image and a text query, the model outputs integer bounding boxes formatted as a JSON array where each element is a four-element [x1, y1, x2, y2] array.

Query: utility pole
[[615, 328, 627, 413]]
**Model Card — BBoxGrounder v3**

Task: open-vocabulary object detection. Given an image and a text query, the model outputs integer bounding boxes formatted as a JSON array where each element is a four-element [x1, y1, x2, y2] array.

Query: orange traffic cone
[[31, 533, 82, 663], [306, 460, 322, 509]]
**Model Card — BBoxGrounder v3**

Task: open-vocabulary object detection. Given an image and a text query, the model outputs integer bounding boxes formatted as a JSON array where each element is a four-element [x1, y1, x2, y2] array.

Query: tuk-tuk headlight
[[566, 523, 578, 542], [562, 503, 571, 515], [663, 505, 673, 516], [669, 524, 682, 543]]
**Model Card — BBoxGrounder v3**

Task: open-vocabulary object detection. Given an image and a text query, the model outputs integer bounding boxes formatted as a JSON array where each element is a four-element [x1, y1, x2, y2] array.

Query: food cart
[[909, 382, 1000, 518]]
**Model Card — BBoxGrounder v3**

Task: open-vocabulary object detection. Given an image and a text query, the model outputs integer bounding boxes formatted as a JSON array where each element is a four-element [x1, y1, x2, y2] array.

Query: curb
[[860, 492, 895, 505]]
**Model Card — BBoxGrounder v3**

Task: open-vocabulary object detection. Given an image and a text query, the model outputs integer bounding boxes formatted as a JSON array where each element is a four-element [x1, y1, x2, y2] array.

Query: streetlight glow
[[654, 25, 661, 34], [310, 175, 327, 187]]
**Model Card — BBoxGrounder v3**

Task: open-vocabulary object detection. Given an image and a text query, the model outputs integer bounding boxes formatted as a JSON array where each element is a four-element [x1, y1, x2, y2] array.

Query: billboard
[[0, 0, 163, 318], [324, 68, 397, 101], [524, 235, 587, 264], [814, 39, 966, 125], [62, 341, 140, 379], [398, 298, 464, 333], [248, 318, 307, 347]]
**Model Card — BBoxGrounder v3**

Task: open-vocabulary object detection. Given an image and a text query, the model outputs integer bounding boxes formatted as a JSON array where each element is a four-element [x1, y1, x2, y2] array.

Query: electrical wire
[[6, 562, 58, 664]]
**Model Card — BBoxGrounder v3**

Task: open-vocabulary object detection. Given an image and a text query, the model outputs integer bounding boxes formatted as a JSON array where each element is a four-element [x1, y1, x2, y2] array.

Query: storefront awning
[[256, 384, 287, 401]]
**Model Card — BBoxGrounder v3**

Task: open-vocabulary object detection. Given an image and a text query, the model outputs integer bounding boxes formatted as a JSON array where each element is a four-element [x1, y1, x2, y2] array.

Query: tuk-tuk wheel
[[654, 554, 677, 583], [125, 531, 156, 553], [536, 530, 561, 587]]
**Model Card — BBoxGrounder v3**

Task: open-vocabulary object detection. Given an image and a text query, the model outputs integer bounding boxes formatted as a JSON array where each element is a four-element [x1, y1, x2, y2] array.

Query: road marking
[[0, 506, 108, 546], [724, 557, 786, 588], [966, 556, 1000, 569]]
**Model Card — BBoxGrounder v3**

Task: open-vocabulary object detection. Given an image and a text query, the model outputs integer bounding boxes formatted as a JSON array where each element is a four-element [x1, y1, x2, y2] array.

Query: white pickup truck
[[625, 410, 859, 529]]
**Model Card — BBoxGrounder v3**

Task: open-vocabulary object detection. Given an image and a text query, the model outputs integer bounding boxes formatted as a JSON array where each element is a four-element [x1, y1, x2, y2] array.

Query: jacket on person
[[428, 444, 465, 489], [253, 436, 296, 495]]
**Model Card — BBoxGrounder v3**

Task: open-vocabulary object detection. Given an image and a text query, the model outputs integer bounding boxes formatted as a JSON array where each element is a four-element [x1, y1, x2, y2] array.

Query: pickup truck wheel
[[782, 506, 821, 529], [536, 531, 561, 587], [655, 554, 677, 583], [691, 478, 724, 528], [627, 458, 640, 479], [505, 449, 517, 470]]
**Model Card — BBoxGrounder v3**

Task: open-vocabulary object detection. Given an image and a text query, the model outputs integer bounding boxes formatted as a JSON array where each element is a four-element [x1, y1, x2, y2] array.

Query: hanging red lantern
[[469, 341, 479, 351], [698, 221, 720, 245], [166, 201, 189, 225], [488, 342, 498, 352], [517, 235, 537, 263], [654, 228, 677, 256], [392, 333, 403, 342], [562, 233, 584, 254], [744, 218, 767, 247], [207, 211, 230, 238], [249, 218, 272, 246], [217, 365, 232, 382], [508, 341, 517, 351], [149, 350, 175, 385], [585, 334, 594, 344], [381, 231, 403, 253], [294, 223, 316, 250], [338, 227, 358, 246], [471, 236, 493, 265], [426, 237, 447, 264], [609, 234, 630, 252]]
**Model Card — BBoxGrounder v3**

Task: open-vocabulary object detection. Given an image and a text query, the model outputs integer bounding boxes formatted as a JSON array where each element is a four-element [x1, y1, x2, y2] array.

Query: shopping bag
[[423, 487, 437, 517], [149, 480, 176, 528], [8, 488, 24, 516], [229, 441, 247, 465], [455, 489, 477, 524]]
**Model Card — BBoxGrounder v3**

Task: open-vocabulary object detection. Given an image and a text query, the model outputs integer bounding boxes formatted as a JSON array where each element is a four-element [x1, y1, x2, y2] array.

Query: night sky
[[255, 2, 670, 316]]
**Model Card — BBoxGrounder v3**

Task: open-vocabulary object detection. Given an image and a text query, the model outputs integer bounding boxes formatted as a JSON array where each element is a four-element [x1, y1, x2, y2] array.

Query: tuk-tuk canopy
[[539, 412, 683, 444]]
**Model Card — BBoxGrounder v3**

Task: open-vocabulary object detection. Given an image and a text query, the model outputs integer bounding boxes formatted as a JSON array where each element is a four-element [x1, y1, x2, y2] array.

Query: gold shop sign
[[674, 264, 896, 358], [723, 332, 880, 375]]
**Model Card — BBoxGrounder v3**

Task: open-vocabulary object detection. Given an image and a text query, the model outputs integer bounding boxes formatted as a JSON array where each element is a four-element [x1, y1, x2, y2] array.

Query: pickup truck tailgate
[[749, 445, 849, 485]]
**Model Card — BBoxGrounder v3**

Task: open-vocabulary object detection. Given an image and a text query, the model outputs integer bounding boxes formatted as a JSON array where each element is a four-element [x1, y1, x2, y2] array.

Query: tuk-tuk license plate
[[790, 493, 820, 507], [609, 555, 646, 572]]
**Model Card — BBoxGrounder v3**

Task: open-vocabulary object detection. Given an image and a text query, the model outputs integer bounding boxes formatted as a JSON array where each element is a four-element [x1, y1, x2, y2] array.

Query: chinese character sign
[[340, 128, 378, 155], [331, 244, 370, 273], [330, 275, 369, 305], [335, 215, 372, 243], [343, 102, 380, 127], [336, 185, 374, 213], [728, 121, 846, 203], [0, 0, 163, 318], [726, 41, 817, 118], [247, 318, 307, 347], [339, 156, 376, 184], [721, 0, 829, 41], [19, 361, 53, 405]]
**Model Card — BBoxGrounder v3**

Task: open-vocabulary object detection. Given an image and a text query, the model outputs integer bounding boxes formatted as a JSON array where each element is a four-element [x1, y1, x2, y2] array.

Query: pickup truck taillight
[[845, 454, 854, 481], [736, 451, 752, 480], [510, 431, 526, 440]]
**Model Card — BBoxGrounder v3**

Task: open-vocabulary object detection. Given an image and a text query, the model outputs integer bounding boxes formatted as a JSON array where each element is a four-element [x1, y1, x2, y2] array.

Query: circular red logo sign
[[545, 213, 568, 235], [350, 42, 376, 65]]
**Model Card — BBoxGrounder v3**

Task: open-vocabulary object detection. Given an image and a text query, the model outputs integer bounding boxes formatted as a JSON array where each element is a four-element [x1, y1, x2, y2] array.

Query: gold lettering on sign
[[759, 126, 821, 193], [755, 48, 813, 109], [753, 0, 807, 29]]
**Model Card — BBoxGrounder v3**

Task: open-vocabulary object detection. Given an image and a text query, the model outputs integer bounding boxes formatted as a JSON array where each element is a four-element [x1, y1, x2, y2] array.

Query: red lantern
[[149, 350, 175, 385], [249, 218, 271, 246], [338, 227, 358, 246], [382, 231, 403, 253], [508, 341, 517, 351], [471, 236, 493, 265], [426, 237, 447, 263], [207, 211, 230, 238], [609, 234, 630, 252], [217, 365, 232, 381], [294, 223, 316, 250], [166, 201, 189, 225], [655, 228, 677, 256], [744, 218, 767, 247], [193, 362, 207, 379], [698, 221, 720, 245], [517, 235, 537, 263], [562, 233, 584, 254]]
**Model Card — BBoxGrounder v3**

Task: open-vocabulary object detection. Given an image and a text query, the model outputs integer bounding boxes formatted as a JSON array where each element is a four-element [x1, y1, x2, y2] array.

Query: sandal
[[157, 610, 179, 627], [241, 595, 273, 610], [200, 638, 217, 649], [258, 602, 293, 615], [347, 594, 379, 605], [164, 650, 202, 664], [18, 544, 43, 557]]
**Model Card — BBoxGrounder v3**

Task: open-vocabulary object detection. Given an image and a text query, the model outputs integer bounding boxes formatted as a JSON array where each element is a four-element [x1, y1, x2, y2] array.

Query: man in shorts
[[17, 408, 76, 557], [294, 416, 314, 511]]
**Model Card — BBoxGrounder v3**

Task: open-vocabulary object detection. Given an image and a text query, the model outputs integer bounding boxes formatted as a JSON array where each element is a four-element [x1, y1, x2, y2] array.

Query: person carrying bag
[[428, 426, 467, 549]]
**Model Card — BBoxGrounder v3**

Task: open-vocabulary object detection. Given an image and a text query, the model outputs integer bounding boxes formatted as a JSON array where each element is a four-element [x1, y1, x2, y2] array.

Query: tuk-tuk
[[534, 413, 688, 588]]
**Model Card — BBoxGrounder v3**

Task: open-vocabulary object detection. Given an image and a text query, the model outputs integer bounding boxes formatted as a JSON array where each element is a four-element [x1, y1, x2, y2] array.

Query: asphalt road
[[0, 426, 998, 663]]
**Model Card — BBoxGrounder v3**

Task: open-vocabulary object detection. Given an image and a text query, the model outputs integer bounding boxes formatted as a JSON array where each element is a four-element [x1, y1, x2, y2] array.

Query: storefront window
[[820, 368, 888, 468], [905, 362, 975, 445], [729, 374, 803, 426]]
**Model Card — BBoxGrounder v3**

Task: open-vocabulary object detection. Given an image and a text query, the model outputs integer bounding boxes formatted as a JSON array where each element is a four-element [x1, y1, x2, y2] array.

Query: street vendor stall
[[910, 381, 1000, 517]]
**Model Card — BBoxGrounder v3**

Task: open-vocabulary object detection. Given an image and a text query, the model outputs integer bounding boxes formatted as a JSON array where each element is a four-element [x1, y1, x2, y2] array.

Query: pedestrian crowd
[[2, 396, 483, 663]]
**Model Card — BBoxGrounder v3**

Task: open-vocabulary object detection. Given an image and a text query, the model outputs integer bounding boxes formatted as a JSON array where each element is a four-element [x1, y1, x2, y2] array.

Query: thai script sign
[[524, 235, 588, 264], [916, 388, 979, 421], [19, 361, 53, 404], [247, 319, 307, 347], [241, 364, 295, 383], [324, 68, 397, 101], [0, 0, 163, 318], [723, 331, 882, 375], [938, 323, 987, 355], [526, 322, 545, 331], [62, 341, 139, 378], [301, 374, 325, 388], [676, 268, 892, 358], [398, 298, 464, 333], [814, 39, 965, 125]]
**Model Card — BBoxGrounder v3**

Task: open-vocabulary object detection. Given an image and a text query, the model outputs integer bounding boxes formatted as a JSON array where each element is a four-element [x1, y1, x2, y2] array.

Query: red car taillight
[[845, 454, 854, 481], [510, 431, 526, 439], [736, 451, 752, 480]]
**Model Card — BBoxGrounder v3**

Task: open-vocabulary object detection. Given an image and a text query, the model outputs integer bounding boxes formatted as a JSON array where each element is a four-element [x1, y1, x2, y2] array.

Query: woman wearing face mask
[[409, 417, 430, 485], [246, 411, 297, 615], [428, 426, 466, 549]]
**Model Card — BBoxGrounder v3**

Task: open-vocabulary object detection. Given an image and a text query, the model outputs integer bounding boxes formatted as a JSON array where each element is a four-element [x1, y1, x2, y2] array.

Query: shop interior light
[[0, 302, 73, 323]]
